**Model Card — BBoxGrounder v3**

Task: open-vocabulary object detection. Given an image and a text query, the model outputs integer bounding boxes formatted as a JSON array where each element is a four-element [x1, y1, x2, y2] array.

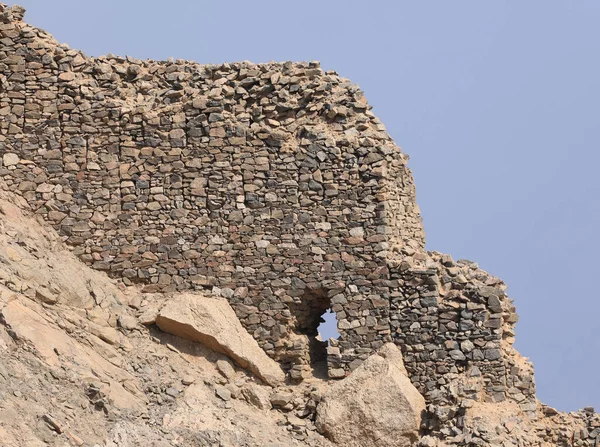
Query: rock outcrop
[[316, 343, 425, 447], [156, 293, 285, 386], [0, 297, 146, 412], [0, 178, 331, 446], [0, 180, 124, 310]]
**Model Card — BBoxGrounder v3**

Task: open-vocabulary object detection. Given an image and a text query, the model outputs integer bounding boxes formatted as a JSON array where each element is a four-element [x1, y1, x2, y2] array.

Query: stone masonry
[[0, 3, 540, 422]]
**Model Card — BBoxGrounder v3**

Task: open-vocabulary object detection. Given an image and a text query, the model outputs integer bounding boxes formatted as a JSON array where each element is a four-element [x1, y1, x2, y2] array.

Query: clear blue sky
[[11, 1, 600, 412]]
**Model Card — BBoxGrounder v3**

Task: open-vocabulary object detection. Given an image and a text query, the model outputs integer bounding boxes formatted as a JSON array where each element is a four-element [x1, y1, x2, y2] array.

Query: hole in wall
[[317, 309, 340, 342], [287, 287, 340, 377]]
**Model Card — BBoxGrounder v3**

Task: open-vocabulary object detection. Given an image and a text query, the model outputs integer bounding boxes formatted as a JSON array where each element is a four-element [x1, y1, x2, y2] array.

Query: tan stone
[[316, 343, 425, 447], [242, 384, 272, 410], [58, 71, 75, 82], [2, 153, 19, 166], [0, 185, 124, 310], [156, 293, 285, 386], [0, 298, 145, 412]]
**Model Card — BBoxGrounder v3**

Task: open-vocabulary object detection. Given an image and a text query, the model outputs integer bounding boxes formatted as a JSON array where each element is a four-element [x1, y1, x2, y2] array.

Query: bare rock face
[[0, 298, 146, 412], [156, 293, 285, 386], [316, 343, 426, 447], [0, 182, 125, 310]]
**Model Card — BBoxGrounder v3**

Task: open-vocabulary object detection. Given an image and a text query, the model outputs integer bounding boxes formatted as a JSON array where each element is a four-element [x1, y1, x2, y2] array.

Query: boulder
[[156, 293, 285, 386], [316, 343, 425, 447]]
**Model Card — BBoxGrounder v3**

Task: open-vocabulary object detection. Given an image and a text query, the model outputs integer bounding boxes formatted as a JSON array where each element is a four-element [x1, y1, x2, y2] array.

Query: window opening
[[288, 288, 341, 378], [317, 309, 340, 342]]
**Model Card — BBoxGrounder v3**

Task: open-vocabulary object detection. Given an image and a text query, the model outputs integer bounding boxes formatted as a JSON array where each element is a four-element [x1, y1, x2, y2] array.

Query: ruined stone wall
[[388, 253, 538, 430], [0, 6, 424, 375], [0, 3, 537, 411]]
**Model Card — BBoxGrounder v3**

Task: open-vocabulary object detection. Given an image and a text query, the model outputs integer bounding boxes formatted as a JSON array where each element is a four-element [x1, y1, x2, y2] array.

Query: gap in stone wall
[[288, 287, 334, 378], [317, 309, 340, 343]]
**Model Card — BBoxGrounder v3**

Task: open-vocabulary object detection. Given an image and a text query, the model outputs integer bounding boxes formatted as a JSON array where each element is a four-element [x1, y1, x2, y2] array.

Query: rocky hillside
[[1, 178, 598, 447], [0, 3, 599, 447], [0, 179, 338, 446]]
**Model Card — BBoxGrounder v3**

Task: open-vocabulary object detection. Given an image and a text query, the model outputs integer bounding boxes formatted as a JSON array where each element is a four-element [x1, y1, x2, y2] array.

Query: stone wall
[[0, 3, 537, 413], [389, 253, 538, 431]]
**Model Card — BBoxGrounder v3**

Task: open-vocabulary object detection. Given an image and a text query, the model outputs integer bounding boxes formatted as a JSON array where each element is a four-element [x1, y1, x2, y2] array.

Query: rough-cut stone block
[[316, 343, 425, 447], [156, 293, 285, 386]]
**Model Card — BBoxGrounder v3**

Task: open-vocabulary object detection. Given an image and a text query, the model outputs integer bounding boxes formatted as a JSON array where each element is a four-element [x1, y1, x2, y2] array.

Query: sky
[[9, 1, 600, 413]]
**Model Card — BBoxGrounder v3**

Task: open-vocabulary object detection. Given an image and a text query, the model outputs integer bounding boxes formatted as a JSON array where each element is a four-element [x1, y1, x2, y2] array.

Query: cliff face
[[0, 4, 599, 447]]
